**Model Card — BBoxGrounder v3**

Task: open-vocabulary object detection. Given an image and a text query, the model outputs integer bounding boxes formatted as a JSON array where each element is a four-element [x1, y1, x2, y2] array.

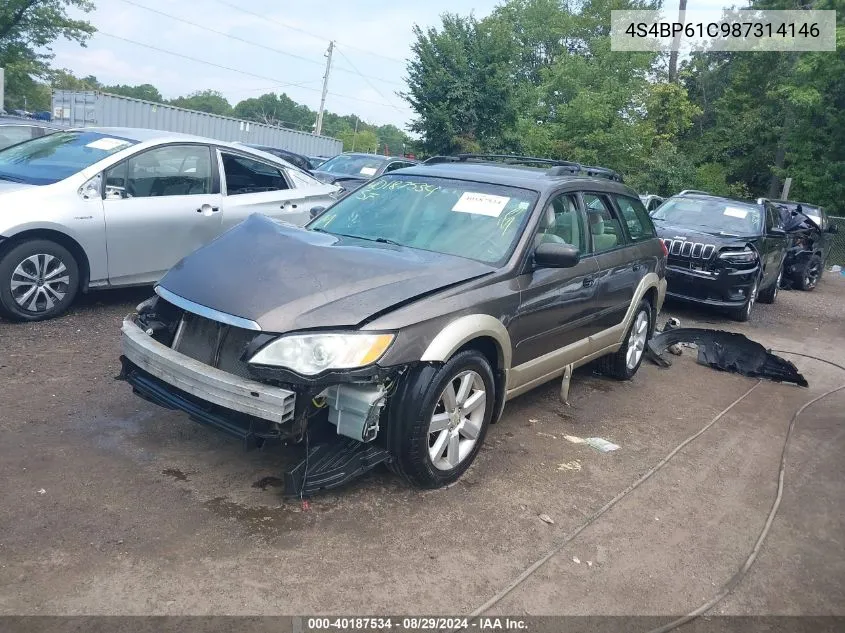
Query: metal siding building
[[51, 90, 342, 156]]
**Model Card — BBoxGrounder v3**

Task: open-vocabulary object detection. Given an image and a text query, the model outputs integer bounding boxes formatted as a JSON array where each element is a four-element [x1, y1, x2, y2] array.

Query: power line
[[119, 0, 405, 86], [97, 32, 408, 110], [334, 46, 405, 112], [118, 0, 322, 68], [211, 0, 408, 65]]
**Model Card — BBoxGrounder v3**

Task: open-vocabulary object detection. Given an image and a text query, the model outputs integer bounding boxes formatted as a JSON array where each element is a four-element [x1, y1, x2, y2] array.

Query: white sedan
[[0, 127, 340, 321]]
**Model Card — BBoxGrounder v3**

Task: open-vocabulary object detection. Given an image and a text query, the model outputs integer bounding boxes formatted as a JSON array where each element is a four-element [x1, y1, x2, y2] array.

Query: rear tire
[[596, 299, 652, 380], [794, 254, 822, 291], [0, 239, 79, 322], [387, 350, 495, 489]]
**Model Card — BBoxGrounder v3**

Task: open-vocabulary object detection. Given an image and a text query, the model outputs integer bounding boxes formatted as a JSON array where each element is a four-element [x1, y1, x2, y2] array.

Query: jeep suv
[[119, 155, 667, 492], [651, 191, 788, 321]]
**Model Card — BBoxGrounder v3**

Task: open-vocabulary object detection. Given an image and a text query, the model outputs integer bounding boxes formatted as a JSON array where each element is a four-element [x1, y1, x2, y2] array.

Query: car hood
[[157, 214, 495, 333], [311, 170, 368, 185], [654, 223, 758, 247]]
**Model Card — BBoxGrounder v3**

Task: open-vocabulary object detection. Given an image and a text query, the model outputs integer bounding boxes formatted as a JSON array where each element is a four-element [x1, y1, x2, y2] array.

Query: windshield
[[308, 175, 539, 265], [0, 131, 137, 185], [317, 154, 387, 177], [652, 197, 763, 235]]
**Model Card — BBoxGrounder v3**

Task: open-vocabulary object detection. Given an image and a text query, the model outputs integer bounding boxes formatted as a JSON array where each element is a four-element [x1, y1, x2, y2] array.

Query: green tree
[[0, 0, 95, 110], [170, 89, 232, 115], [233, 92, 314, 130], [103, 83, 163, 102]]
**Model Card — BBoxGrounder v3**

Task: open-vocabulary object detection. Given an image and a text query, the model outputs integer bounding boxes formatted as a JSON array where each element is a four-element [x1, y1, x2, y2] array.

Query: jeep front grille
[[662, 239, 715, 260]]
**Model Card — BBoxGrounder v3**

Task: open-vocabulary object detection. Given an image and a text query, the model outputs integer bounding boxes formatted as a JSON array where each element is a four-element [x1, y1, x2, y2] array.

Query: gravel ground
[[0, 276, 843, 617]]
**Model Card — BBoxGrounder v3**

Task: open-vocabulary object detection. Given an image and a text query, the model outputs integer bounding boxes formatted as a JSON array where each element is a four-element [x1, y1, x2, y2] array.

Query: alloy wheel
[[626, 310, 649, 370], [746, 278, 759, 318], [428, 370, 487, 471], [805, 261, 820, 289], [10, 254, 70, 313]]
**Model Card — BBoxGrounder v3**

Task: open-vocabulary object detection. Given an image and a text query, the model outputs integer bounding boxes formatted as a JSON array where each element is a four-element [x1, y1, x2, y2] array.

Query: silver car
[[0, 128, 340, 321]]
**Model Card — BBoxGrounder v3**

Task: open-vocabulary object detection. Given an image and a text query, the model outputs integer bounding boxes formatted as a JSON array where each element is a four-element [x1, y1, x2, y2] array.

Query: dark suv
[[770, 199, 838, 291], [651, 192, 788, 321], [118, 155, 666, 492]]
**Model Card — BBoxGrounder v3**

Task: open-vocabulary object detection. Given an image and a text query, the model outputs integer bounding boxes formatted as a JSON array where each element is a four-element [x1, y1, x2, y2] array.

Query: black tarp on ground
[[647, 327, 809, 387]]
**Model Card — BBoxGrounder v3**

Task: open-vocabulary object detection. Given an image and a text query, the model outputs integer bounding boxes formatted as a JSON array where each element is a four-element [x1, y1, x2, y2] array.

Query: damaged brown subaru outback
[[119, 155, 667, 494]]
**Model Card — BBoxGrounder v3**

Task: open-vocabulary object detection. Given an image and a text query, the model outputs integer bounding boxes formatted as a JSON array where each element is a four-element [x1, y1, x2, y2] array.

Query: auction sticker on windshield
[[723, 207, 750, 219], [86, 138, 131, 151], [452, 192, 511, 217], [359, 166, 377, 176]]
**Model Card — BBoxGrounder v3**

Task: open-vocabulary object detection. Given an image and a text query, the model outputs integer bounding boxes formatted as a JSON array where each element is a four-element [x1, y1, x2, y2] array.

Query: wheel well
[[456, 336, 502, 372], [1, 230, 91, 291], [643, 286, 657, 310]]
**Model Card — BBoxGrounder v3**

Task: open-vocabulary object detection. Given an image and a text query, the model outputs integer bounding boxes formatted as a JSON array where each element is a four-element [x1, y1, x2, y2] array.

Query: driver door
[[510, 192, 601, 367], [102, 143, 223, 285]]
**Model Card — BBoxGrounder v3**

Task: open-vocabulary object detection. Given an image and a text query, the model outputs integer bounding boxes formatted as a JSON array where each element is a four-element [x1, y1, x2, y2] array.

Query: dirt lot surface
[[1, 277, 843, 617]]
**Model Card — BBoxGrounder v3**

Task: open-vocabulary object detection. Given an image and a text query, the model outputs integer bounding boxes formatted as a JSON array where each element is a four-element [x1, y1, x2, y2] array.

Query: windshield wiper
[[310, 228, 401, 246]]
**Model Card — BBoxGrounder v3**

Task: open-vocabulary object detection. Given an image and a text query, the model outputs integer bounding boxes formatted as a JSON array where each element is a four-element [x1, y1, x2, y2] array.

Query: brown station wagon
[[119, 154, 667, 494]]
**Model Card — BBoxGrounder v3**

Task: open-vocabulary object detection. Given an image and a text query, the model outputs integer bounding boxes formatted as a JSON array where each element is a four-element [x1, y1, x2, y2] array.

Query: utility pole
[[351, 115, 358, 151], [668, 0, 688, 83], [315, 40, 334, 136]]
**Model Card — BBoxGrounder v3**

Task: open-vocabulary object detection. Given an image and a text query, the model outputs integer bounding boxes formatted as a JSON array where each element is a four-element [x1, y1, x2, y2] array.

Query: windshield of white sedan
[[308, 176, 538, 265], [652, 198, 763, 235], [0, 131, 137, 185], [317, 154, 386, 177]]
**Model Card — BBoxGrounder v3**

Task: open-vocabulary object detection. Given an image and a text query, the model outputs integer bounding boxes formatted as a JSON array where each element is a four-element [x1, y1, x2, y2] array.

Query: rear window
[[0, 131, 137, 185]]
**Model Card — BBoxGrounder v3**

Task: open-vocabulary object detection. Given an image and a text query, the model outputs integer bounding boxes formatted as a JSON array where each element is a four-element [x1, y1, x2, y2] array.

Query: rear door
[[102, 143, 223, 285], [217, 149, 309, 228], [582, 192, 640, 331], [510, 192, 600, 366]]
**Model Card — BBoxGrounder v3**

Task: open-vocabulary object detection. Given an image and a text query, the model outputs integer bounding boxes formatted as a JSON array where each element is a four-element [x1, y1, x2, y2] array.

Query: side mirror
[[828, 223, 838, 234], [534, 242, 580, 269], [768, 226, 786, 237], [309, 206, 326, 220]]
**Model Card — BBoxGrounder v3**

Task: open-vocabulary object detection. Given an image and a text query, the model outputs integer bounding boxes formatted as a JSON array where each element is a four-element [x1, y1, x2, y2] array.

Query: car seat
[[590, 214, 617, 251]]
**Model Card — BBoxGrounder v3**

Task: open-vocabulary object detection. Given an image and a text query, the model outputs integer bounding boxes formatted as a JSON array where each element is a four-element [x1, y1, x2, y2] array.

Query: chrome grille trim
[[662, 239, 717, 260]]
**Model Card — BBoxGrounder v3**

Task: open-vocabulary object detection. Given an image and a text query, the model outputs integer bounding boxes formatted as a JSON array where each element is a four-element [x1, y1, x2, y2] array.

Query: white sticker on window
[[723, 207, 749, 219], [86, 138, 130, 151], [359, 166, 377, 176], [452, 192, 511, 217]]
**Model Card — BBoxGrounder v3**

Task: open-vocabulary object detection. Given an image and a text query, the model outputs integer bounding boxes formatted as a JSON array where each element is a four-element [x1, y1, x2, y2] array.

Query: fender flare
[[420, 314, 512, 369]]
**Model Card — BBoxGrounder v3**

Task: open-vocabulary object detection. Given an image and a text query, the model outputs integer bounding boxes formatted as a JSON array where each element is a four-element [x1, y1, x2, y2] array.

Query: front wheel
[[0, 239, 80, 322], [757, 267, 781, 304], [794, 254, 822, 291], [388, 350, 495, 489], [596, 299, 652, 380], [729, 275, 759, 322]]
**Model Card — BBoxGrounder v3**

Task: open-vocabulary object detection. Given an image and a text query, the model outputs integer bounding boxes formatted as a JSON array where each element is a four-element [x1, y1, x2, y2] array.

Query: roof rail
[[678, 189, 712, 196], [423, 153, 623, 182]]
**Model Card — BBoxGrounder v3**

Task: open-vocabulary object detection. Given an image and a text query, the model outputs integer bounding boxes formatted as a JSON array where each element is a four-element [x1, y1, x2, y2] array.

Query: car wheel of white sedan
[[0, 239, 79, 322]]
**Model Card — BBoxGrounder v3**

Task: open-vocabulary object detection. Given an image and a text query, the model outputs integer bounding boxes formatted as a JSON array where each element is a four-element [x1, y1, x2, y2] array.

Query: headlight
[[718, 247, 757, 263], [248, 333, 395, 375]]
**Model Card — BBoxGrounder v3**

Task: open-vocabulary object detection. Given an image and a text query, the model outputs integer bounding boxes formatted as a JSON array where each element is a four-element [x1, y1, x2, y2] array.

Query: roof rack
[[423, 153, 623, 182], [678, 189, 713, 196]]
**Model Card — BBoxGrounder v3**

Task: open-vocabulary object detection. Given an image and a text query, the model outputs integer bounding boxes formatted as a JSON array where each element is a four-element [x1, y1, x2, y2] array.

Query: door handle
[[196, 205, 220, 213], [632, 264, 642, 271], [281, 202, 298, 209], [583, 276, 595, 288]]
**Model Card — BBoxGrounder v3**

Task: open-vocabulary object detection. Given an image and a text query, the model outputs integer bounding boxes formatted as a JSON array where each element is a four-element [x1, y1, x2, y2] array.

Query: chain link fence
[[829, 216, 845, 267]]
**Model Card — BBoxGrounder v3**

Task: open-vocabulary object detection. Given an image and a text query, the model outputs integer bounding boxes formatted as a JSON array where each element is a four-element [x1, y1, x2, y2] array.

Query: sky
[[49, 0, 736, 132]]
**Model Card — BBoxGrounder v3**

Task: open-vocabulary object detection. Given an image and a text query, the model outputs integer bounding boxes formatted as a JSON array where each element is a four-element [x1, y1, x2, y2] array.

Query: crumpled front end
[[119, 293, 406, 455]]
